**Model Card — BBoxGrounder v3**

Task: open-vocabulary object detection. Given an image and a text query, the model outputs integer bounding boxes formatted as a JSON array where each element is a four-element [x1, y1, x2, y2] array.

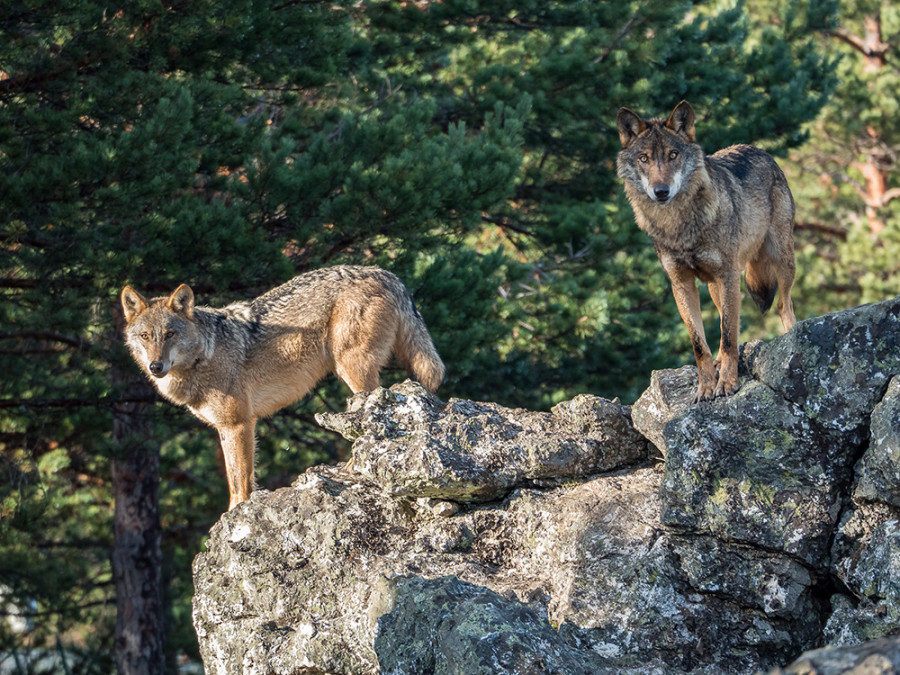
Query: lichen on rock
[[315, 381, 648, 502]]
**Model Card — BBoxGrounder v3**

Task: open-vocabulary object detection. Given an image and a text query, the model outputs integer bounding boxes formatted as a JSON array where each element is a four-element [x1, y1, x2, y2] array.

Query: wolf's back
[[255, 265, 445, 393]]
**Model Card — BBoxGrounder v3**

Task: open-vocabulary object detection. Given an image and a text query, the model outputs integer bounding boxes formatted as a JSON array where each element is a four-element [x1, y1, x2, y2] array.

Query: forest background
[[1, 0, 897, 671]]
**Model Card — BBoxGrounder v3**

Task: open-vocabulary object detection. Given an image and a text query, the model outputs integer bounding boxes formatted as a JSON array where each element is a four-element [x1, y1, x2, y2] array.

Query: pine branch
[[880, 187, 900, 206], [825, 27, 869, 54], [0, 394, 160, 409], [0, 331, 93, 351], [593, 5, 645, 65], [793, 220, 848, 241]]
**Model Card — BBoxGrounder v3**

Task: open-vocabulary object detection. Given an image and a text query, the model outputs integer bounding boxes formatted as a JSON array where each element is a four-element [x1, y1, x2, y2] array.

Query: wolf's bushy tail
[[395, 301, 445, 394], [745, 267, 777, 315]]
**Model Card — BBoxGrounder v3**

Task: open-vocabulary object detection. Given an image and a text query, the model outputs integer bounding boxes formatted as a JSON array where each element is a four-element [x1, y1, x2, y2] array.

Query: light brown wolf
[[121, 265, 445, 509], [616, 100, 796, 401]]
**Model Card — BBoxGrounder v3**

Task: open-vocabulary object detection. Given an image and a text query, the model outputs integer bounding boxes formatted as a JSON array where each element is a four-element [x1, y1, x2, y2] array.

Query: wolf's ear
[[665, 100, 695, 141], [167, 284, 195, 318], [121, 286, 149, 324], [616, 108, 647, 148]]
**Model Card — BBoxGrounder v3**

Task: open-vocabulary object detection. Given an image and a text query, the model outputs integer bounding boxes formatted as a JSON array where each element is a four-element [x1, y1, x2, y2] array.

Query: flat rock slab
[[660, 379, 858, 566], [746, 296, 900, 434], [316, 381, 648, 502]]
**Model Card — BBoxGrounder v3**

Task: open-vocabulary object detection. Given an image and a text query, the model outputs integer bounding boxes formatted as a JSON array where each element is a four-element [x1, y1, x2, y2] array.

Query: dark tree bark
[[111, 393, 164, 675], [111, 301, 165, 675]]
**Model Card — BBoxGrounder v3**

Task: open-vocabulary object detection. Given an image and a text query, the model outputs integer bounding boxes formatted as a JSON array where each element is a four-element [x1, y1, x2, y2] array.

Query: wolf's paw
[[713, 375, 740, 398], [692, 381, 718, 403], [693, 362, 719, 403]]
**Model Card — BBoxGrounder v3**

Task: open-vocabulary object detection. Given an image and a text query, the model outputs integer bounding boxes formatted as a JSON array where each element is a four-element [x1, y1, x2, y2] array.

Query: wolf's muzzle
[[148, 361, 169, 377], [653, 185, 671, 202]]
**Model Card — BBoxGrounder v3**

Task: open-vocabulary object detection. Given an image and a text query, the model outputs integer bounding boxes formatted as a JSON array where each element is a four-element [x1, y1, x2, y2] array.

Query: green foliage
[[0, 0, 837, 666], [761, 0, 900, 330]]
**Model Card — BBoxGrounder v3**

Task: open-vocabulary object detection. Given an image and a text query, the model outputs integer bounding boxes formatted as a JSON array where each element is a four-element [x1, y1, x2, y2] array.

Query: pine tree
[[780, 0, 900, 318], [344, 0, 836, 402]]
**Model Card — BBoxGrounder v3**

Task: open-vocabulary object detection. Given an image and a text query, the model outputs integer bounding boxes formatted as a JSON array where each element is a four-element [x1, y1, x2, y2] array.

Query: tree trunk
[[111, 394, 165, 675], [829, 12, 893, 236], [857, 154, 887, 236]]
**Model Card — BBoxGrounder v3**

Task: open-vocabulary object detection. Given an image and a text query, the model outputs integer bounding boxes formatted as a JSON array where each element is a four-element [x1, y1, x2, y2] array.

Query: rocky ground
[[193, 296, 900, 674]]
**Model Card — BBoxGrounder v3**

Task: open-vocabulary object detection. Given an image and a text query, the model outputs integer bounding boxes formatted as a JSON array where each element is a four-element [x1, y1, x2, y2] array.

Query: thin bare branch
[[0, 331, 92, 351], [593, 5, 645, 65]]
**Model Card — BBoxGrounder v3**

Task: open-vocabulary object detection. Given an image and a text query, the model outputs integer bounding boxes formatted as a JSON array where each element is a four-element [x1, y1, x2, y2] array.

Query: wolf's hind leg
[[773, 255, 796, 332], [746, 240, 796, 332], [332, 297, 399, 394]]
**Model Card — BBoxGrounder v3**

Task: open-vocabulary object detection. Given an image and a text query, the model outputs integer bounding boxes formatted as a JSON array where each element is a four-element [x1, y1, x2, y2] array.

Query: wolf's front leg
[[714, 272, 742, 398], [667, 267, 716, 402], [218, 421, 257, 509]]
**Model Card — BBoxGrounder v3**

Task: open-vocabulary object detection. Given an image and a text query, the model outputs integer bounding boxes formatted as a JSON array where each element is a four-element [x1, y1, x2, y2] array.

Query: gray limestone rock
[[770, 636, 900, 675], [822, 517, 900, 646], [192, 295, 900, 675], [855, 376, 900, 507], [631, 365, 696, 456], [745, 296, 900, 434], [315, 381, 648, 502], [374, 575, 609, 675], [660, 379, 856, 566], [193, 464, 821, 675]]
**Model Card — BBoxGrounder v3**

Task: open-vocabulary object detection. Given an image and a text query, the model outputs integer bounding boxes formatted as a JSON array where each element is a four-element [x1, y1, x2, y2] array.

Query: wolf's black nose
[[149, 361, 164, 376], [654, 185, 670, 201]]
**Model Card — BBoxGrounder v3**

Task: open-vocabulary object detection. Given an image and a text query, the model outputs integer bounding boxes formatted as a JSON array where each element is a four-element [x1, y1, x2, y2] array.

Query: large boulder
[[769, 636, 900, 675], [744, 297, 900, 434], [648, 375, 856, 566], [855, 376, 900, 507], [192, 295, 900, 675], [193, 460, 820, 675], [194, 385, 821, 675], [314, 384, 648, 502]]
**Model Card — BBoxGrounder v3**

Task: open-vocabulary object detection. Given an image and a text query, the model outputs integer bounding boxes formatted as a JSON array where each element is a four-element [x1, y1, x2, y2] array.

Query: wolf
[[616, 100, 796, 402], [121, 265, 445, 509]]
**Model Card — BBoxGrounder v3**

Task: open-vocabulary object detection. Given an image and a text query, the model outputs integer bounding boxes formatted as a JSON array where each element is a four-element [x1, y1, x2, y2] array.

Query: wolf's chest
[[154, 375, 187, 403], [657, 245, 724, 283], [154, 373, 207, 412]]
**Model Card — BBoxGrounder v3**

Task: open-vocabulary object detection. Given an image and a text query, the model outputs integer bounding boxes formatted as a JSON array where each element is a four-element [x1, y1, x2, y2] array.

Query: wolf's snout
[[148, 361, 168, 377], [653, 185, 671, 202]]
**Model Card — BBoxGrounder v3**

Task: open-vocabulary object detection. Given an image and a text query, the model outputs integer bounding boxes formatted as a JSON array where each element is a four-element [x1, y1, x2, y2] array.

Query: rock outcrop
[[193, 296, 900, 674]]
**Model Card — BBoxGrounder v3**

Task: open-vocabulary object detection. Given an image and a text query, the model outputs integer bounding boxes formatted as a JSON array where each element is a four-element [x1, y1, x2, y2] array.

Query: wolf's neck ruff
[[624, 164, 717, 248]]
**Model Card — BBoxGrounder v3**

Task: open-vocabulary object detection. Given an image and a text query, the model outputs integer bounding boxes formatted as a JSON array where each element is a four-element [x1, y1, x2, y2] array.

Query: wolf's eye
[[139, 332, 150, 341], [164, 330, 176, 340], [639, 154, 649, 164], [668, 150, 679, 160]]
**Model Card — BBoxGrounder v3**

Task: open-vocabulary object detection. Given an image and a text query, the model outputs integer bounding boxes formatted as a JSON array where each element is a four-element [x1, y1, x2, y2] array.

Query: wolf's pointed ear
[[665, 100, 695, 141], [616, 108, 647, 148], [121, 286, 149, 324], [167, 284, 195, 318]]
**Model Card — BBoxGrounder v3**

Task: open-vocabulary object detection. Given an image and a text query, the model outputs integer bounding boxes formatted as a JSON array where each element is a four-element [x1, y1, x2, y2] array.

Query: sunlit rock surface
[[194, 296, 900, 674]]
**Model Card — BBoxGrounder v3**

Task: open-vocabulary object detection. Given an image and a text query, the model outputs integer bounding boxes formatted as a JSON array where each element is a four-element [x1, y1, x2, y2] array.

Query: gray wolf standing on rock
[[121, 265, 445, 509], [616, 100, 796, 402]]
